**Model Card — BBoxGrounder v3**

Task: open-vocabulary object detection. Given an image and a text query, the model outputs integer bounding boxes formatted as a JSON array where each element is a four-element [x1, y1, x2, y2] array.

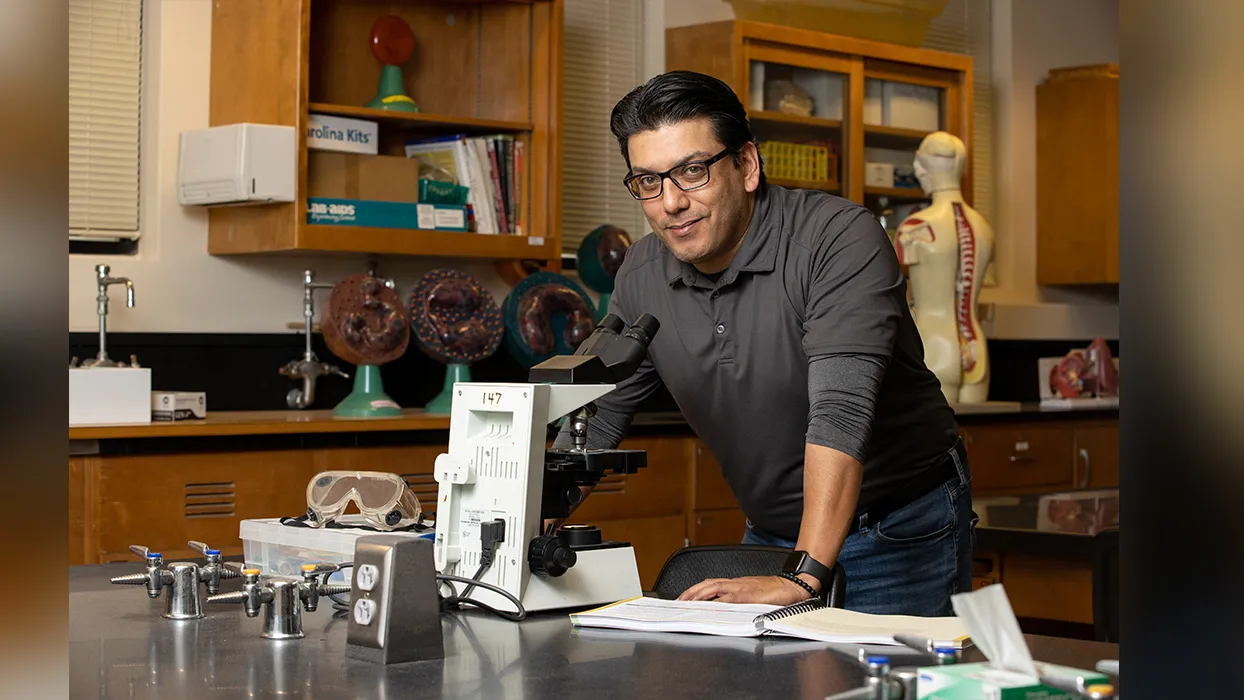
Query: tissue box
[[917, 662, 1111, 699], [151, 391, 206, 421]]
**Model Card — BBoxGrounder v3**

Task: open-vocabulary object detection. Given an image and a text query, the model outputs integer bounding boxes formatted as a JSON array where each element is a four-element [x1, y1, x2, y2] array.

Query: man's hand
[[677, 574, 816, 606]]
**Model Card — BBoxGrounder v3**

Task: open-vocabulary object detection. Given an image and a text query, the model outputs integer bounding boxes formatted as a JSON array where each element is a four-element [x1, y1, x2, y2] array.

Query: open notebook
[[569, 597, 970, 649]]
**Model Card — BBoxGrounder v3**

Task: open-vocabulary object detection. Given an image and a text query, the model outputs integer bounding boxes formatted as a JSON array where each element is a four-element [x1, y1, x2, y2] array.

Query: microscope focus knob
[[528, 535, 577, 578]]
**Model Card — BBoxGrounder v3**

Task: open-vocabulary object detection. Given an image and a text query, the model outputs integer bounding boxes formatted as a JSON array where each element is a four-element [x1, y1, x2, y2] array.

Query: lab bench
[[70, 562, 1120, 700], [68, 404, 1117, 623]]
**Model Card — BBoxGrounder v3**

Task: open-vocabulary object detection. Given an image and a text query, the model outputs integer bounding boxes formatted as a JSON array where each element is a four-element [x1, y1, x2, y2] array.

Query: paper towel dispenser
[[178, 123, 296, 207]]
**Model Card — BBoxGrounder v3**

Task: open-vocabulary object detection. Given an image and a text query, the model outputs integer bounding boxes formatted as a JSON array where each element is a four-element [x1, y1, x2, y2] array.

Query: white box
[[151, 391, 206, 421], [306, 113, 379, 155], [69, 367, 152, 426], [178, 123, 296, 206], [884, 81, 941, 131], [865, 162, 896, 188], [240, 517, 434, 583]]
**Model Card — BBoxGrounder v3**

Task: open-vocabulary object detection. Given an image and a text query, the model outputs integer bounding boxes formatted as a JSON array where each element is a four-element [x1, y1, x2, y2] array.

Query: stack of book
[[404, 134, 524, 235]]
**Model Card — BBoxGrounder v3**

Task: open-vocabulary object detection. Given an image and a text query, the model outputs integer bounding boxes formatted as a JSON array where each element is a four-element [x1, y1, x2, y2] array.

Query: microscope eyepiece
[[623, 314, 660, 347]]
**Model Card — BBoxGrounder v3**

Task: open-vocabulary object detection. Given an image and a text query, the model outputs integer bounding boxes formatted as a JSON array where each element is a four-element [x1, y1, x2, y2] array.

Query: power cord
[[313, 518, 528, 623], [439, 518, 527, 621]]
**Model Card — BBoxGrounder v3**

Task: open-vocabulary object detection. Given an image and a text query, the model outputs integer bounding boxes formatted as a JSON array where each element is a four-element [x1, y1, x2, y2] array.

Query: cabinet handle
[[1010, 455, 1036, 463], [1078, 448, 1091, 488]]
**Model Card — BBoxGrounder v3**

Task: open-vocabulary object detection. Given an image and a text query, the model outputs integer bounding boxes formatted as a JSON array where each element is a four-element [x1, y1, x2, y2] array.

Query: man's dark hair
[[610, 70, 765, 186]]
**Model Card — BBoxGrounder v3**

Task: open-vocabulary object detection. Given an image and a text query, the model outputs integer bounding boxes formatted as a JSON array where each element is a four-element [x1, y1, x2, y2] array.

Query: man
[[554, 71, 975, 616]]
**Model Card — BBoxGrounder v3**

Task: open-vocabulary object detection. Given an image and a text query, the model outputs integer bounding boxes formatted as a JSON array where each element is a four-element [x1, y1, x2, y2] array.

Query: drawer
[[692, 440, 738, 510], [963, 425, 1075, 493]]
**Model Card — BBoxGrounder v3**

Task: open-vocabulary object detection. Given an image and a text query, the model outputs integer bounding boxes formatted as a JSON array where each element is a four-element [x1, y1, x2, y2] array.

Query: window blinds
[[923, 0, 993, 225], [69, 0, 144, 239], [561, 0, 649, 255]]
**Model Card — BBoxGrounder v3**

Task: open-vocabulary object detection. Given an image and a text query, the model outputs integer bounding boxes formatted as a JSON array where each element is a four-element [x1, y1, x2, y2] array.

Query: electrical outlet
[[345, 535, 444, 664]]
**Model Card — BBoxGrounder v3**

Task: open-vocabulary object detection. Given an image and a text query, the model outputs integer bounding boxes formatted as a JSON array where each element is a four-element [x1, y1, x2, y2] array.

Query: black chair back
[[652, 544, 847, 608]]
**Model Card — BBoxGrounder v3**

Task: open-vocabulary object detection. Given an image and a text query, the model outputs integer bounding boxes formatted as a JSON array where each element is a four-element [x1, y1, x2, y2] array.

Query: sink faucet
[[80, 264, 139, 369], [280, 269, 348, 409]]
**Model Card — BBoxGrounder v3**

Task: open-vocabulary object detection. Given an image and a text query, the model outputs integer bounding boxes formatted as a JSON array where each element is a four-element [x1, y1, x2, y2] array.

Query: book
[[569, 597, 970, 649]]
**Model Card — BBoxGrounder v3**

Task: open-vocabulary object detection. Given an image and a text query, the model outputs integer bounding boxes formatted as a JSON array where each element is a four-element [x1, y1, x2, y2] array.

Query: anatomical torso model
[[893, 132, 994, 404]]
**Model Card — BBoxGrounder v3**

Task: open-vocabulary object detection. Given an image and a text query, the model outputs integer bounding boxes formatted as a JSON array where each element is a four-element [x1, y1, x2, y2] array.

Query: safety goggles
[[304, 471, 423, 531]]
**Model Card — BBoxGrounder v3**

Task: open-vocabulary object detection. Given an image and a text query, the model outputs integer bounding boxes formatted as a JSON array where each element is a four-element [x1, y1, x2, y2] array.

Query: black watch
[[782, 550, 833, 591]]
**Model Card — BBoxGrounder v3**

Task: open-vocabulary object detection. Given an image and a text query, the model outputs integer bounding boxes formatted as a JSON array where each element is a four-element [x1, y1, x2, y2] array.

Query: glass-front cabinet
[[667, 21, 972, 241]]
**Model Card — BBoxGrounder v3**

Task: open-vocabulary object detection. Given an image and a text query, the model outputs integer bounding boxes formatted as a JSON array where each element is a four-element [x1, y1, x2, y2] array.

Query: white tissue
[[950, 583, 1038, 678]]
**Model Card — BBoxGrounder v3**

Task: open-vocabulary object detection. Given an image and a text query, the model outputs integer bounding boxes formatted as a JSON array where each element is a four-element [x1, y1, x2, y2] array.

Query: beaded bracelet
[[779, 572, 820, 600]]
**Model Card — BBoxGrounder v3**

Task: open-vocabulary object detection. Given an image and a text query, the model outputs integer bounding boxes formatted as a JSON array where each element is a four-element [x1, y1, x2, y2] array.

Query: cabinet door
[[963, 424, 1075, 494], [691, 440, 737, 511], [690, 508, 748, 547], [1074, 424, 1119, 489], [859, 60, 966, 232], [595, 515, 688, 591], [744, 44, 854, 196], [1036, 64, 1119, 284]]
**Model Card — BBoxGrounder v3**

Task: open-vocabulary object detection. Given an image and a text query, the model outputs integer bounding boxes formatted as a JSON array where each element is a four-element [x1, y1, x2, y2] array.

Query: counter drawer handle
[[1010, 454, 1036, 463], [1079, 448, 1091, 488]]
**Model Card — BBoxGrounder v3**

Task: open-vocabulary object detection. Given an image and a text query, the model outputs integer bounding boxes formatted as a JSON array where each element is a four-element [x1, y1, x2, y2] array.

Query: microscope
[[431, 312, 660, 614]]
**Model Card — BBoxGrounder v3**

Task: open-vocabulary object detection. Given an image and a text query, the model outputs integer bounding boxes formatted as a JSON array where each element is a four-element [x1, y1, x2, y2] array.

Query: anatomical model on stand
[[893, 132, 994, 404]]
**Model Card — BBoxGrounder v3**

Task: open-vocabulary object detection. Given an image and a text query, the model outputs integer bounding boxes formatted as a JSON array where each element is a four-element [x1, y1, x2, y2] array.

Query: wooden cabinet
[[666, 20, 973, 220], [1036, 64, 1119, 285], [961, 419, 1118, 495], [206, 0, 562, 264]]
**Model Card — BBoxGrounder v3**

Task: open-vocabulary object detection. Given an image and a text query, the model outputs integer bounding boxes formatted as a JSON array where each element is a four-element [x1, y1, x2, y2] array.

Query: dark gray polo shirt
[[590, 183, 959, 539]]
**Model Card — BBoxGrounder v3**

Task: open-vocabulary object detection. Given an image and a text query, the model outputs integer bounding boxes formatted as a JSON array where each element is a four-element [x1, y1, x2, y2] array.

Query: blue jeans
[[742, 443, 977, 617]]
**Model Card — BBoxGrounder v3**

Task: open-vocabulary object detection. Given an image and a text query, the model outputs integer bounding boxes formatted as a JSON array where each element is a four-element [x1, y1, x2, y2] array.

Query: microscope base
[[524, 546, 643, 613], [461, 546, 643, 615]]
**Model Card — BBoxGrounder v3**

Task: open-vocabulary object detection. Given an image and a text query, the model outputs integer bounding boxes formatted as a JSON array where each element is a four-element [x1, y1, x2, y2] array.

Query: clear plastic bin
[[239, 517, 434, 583]]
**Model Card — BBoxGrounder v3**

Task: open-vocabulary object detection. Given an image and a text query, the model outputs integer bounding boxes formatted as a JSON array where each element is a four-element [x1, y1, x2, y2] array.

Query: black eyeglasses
[[623, 147, 735, 200]]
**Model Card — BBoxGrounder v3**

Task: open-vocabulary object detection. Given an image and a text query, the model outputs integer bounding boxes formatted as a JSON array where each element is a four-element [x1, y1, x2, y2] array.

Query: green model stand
[[333, 365, 402, 418], [366, 15, 419, 112], [424, 363, 470, 415]]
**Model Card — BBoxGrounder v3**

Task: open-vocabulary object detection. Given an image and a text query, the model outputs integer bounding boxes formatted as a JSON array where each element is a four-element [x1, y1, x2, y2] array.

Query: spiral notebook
[[569, 597, 969, 648]]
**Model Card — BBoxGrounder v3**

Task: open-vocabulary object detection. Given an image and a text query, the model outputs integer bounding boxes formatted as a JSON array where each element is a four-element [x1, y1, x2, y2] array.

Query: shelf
[[750, 110, 843, 130], [308, 103, 533, 135], [770, 178, 840, 193], [865, 186, 928, 200], [864, 124, 932, 150], [298, 224, 557, 261]]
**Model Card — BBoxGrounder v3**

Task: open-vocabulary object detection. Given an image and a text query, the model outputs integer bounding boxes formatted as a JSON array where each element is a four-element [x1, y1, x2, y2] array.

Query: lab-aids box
[[240, 517, 434, 584], [151, 391, 206, 421], [306, 197, 467, 231], [917, 662, 1112, 700], [306, 113, 379, 155]]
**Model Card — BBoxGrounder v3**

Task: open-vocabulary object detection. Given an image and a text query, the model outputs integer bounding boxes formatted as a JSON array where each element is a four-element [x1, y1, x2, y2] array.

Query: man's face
[[626, 118, 760, 273]]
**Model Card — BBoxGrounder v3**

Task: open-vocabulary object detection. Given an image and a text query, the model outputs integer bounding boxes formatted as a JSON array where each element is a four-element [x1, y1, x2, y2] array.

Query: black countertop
[[973, 489, 1119, 558], [70, 563, 1119, 700]]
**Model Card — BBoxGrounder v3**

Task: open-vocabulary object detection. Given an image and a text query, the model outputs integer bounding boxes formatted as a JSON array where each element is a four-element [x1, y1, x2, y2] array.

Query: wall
[[981, 0, 1119, 338]]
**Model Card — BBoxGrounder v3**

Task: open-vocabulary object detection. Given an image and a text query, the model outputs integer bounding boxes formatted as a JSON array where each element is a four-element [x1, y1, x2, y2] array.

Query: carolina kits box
[[306, 113, 378, 155], [917, 662, 1112, 700], [151, 391, 206, 421]]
